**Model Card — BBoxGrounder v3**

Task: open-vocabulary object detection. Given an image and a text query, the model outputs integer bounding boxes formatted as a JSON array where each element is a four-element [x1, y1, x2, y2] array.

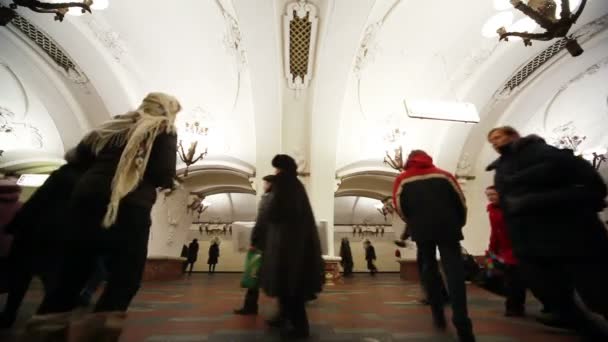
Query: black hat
[[271, 154, 297, 175]]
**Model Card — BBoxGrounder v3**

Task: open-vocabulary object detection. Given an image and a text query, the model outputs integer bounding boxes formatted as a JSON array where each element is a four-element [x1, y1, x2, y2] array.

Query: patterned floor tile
[[0, 274, 583, 341]]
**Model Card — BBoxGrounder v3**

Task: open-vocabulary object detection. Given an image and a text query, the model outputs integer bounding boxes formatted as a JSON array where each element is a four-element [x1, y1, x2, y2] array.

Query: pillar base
[[397, 259, 419, 281], [143, 256, 187, 282], [323, 255, 342, 285]]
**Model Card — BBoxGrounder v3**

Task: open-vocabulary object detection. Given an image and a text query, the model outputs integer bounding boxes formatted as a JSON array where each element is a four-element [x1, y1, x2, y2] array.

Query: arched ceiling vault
[[1, 0, 607, 193]]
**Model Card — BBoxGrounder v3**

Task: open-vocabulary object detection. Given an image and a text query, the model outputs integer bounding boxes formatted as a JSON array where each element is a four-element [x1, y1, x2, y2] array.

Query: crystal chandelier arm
[[560, 0, 572, 20], [511, 1, 555, 30], [570, 0, 587, 23], [177, 141, 188, 162], [500, 30, 554, 42], [190, 150, 208, 165], [14, 0, 92, 12]]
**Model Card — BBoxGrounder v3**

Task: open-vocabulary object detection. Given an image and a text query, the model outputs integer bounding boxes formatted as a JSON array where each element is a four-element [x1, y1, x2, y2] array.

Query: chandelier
[[383, 128, 407, 171], [0, 1, 109, 25], [177, 108, 210, 177], [583, 148, 607, 170], [497, 0, 587, 56], [549, 122, 606, 170]]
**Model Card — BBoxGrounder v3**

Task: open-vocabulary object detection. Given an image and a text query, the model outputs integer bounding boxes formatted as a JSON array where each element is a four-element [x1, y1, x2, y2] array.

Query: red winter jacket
[[487, 203, 517, 265], [392, 151, 467, 242]]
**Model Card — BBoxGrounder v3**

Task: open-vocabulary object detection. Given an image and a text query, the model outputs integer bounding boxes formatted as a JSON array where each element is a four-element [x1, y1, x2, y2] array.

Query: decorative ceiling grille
[[283, 0, 319, 92], [10, 14, 86, 81], [501, 38, 568, 94], [289, 11, 312, 84]]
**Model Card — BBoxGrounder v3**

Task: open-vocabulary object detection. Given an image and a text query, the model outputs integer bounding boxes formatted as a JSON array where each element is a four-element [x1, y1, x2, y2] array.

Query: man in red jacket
[[393, 150, 475, 342], [485, 185, 526, 317]]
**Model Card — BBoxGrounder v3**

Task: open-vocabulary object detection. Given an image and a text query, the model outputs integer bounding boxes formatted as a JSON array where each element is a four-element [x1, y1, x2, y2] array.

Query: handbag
[[240, 249, 262, 289]]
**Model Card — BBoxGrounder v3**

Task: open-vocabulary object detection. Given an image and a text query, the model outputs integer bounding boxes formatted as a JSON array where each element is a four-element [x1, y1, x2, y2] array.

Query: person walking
[[392, 150, 475, 342], [207, 239, 220, 274], [234, 174, 275, 315], [364, 240, 378, 275], [0, 177, 22, 297], [485, 185, 526, 317], [259, 154, 324, 339], [36, 92, 180, 320], [186, 239, 199, 275], [339, 237, 354, 277], [0, 148, 94, 329], [181, 243, 189, 274], [486, 126, 608, 338]]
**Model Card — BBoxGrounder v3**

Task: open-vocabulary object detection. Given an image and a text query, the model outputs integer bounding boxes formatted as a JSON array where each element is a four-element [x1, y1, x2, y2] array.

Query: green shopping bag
[[241, 249, 262, 289]]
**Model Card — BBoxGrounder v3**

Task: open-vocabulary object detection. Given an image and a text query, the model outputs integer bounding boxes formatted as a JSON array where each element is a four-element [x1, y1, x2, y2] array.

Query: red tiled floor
[[0, 273, 582, 341]]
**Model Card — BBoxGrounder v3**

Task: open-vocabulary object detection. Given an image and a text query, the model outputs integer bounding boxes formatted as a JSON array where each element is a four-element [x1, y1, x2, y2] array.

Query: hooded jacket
[[487, 135, 608, 259], [392, 151, 467, 242]]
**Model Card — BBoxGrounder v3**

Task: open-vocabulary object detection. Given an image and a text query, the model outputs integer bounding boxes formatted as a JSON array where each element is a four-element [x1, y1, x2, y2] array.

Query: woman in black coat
[[207, 240, 219, 274], [259, 154, 324, 338], [339, 237, 354, 276], [37, 93, 181, 316], [0, 149, 93, 328]]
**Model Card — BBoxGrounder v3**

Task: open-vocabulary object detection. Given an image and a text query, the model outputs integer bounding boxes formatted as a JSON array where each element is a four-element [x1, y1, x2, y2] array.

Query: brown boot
[[19, 312, 72, 342], [67, 312, 126, 342]]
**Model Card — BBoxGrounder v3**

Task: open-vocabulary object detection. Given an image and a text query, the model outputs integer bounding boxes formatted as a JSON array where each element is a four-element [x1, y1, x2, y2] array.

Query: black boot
[[0, 312, 17, 329], [233, 307, 258, 315]]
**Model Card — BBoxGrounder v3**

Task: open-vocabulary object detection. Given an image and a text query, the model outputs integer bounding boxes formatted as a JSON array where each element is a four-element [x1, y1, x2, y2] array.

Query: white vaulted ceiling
[[1, 0, 607, 234]]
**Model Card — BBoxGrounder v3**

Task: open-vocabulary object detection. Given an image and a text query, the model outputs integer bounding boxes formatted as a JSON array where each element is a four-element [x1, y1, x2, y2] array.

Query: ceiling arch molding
[[334, 189, 385, 201], [0, 31, 87, 151], [192, 186, 256, 198], [12, 10, 140, 115]]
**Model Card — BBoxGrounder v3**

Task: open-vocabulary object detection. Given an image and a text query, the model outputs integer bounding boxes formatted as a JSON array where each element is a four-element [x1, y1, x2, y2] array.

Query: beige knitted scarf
[[82, 92, 181, 228]]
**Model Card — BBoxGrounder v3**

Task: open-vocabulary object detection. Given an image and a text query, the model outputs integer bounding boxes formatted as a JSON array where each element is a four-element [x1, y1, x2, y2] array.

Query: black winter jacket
[[487, 135, 608, 259]]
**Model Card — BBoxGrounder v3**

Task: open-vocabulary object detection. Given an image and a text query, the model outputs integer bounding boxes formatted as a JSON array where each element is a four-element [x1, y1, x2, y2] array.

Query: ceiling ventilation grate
[[9, 14, 86, 81], [501, 38, 568, 94], [283, 1, 319, 92]]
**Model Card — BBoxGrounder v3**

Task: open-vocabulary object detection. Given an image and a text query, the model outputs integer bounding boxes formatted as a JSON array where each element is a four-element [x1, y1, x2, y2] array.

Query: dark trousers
[[503, 265, 526, 312], [187, 262, 195, 275], [366, 260, 377, 274], [242, 288, 259, 310], [279, 296, 309, 333], [182, 261, 188, 273], [208, 264, 216, 273], [79, 256, 109, 305], [417, 240, 472, 331], [416, 246, 448, 301], [38, 199, 151, 314], [521, 257, 608, 333], [2, 240, 54, 324]]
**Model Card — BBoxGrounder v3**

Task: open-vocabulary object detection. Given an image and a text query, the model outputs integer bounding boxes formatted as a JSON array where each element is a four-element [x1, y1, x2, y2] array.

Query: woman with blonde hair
[[37, 92, 181, 317]]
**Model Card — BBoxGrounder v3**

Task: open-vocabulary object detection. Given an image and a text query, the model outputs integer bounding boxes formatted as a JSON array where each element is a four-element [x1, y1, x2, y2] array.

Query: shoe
[[536, 315, 576, 330], [265, 317, 285, 328], [505, 309, 526, 317], [0, 312, 16, 329], [418, 298, 430, 305], [68, 311, 126, 342], [21, 312, 72, 341], [431, 307, 447, 331], [456, 328, 476, 342], [394, 240, 407, 248], [233, 308, 258, 315], [432, 315, 447, 331], [281, 328, 310, 339]]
